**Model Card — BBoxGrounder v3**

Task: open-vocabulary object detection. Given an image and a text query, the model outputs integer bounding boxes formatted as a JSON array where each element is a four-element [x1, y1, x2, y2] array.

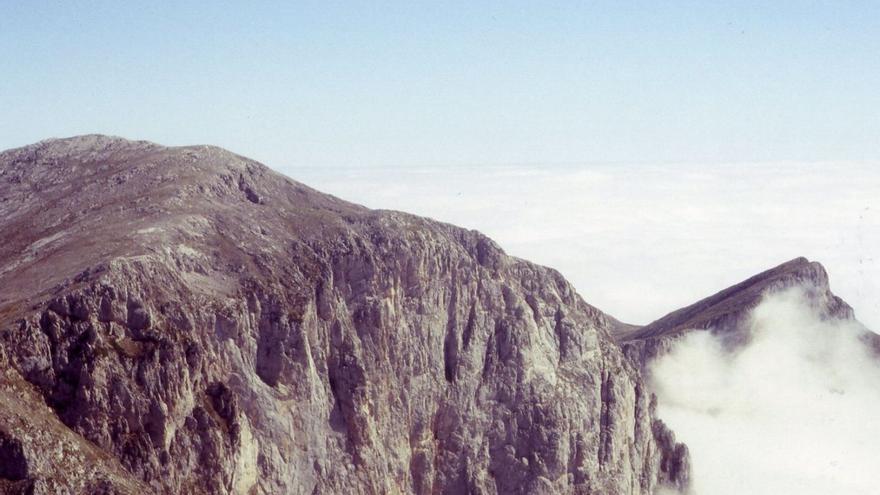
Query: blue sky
[[2, 1, 878, 167]]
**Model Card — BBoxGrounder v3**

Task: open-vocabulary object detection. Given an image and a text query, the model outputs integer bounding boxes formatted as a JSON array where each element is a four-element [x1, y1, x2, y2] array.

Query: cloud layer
[[290, 162, 880, 329], [650, 288, 880, 495]]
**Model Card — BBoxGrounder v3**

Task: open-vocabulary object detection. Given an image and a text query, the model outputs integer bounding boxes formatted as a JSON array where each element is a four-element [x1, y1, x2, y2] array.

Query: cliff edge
[[0, 136, 687, 494]]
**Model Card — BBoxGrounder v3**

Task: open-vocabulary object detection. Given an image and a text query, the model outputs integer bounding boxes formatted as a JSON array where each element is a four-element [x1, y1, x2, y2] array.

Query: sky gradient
[[2, 1, 879, 167]]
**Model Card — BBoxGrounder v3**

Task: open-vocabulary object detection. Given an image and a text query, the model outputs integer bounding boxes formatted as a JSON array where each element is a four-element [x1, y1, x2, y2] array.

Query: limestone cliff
[[0, 136, 687, 494]]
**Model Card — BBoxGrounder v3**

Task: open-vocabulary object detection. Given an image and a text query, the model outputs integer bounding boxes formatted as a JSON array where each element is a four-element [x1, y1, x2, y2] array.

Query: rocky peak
[[0, 136, 688, 494], [626, 257, 852, 341], [619, 257, 857, 370]]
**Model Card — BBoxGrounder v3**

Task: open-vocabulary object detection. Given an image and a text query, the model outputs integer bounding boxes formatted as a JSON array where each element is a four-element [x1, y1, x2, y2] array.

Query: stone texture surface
[[0, 136, 688, 494]]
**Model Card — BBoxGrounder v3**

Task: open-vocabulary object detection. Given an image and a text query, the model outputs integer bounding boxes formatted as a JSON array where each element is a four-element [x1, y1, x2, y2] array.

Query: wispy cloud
[[650, 287, 880, 495]]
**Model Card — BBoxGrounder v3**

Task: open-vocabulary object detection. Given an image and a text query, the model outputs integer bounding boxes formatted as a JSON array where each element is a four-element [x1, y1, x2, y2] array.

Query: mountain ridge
[[0, 136, 688, 494], [617, 256, 862, 371]]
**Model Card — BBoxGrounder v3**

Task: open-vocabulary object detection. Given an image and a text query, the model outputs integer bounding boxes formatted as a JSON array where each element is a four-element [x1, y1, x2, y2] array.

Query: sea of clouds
[[291, 161, 880, 494], [292, 161, 880, 329]]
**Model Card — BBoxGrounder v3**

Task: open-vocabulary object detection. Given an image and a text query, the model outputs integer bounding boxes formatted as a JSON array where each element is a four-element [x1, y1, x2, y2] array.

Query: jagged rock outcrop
[[0, 136, 688, 494], [618, 257, 859, 370]]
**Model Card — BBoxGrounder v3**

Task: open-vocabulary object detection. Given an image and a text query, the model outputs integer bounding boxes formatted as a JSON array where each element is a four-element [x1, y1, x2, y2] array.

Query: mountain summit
[[0, 136, 688, 494], [618, 256, 862, 370]]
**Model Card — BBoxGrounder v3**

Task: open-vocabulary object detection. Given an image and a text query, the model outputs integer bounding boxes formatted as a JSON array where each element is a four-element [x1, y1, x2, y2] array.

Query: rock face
[[618, 257, 858, 370], [0, 136, 687, 494]]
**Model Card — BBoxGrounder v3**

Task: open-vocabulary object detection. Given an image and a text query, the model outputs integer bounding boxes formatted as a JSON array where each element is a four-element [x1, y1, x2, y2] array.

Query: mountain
[[0, 136, 688, 494], [618, 257, 860, 369]]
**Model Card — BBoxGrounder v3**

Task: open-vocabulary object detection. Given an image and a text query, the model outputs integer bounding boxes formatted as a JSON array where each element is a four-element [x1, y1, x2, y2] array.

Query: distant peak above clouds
[[623, 256, 854, 342], [618, 256, 868, 372]]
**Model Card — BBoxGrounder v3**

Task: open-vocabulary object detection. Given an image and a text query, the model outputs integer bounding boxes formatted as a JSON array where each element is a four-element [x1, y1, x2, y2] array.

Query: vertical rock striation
[[0, 136, 687, 494]]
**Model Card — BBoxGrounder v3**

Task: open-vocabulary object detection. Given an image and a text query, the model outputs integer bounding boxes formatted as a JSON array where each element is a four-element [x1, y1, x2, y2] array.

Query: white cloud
[[650, 287, 880, 495]]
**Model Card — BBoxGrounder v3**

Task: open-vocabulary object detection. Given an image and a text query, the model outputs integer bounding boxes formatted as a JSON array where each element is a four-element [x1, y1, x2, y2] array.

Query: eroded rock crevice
[[0, 136, 691, 494]]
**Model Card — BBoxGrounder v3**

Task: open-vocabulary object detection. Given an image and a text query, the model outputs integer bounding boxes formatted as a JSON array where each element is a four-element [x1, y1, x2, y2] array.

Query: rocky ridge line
[[0, 136, 689, 494], [617, 257, 860, 371]]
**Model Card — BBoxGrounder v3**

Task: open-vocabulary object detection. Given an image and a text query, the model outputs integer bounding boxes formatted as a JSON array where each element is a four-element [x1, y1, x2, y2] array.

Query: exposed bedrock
[[0, 136, 687, 494]]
